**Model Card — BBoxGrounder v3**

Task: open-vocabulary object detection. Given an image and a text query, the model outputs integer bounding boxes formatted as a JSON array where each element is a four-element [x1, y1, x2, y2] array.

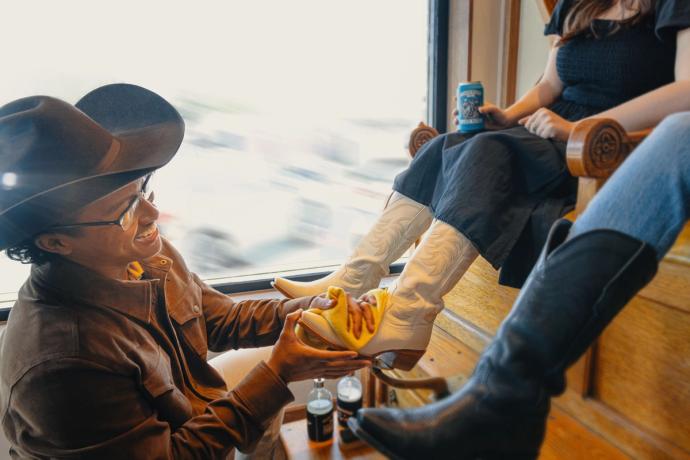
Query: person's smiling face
[[37, 175, 161, 279]]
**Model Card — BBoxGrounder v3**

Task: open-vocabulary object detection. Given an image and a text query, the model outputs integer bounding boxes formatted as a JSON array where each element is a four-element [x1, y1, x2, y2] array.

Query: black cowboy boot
[[348, 219, 658, 460]]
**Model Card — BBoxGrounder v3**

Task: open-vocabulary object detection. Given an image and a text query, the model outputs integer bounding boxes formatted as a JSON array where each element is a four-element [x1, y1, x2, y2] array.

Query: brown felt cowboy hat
[[0, 83, 185, 251]]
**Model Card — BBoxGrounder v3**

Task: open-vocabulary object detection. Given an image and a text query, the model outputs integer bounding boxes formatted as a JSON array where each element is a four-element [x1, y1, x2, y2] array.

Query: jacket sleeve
[[5, 357, 293, 459], [192, 272, 314, 351]]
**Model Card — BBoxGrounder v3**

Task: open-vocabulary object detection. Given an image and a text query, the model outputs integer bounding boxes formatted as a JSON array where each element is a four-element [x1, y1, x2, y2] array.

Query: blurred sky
[[1, 0, 427, 119]]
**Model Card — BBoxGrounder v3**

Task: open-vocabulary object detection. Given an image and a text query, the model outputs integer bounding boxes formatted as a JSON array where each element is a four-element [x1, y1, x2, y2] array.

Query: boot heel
[[375, 349, 425, 371]]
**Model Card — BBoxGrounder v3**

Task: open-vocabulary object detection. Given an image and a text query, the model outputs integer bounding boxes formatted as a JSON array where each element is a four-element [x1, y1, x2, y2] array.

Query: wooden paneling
[[387, 235, 690, 458], [554, 390, 690, 459], [639, 260, 690, 313], [386, 324, 630, 460], [540, 409, 630, 460], [640, 247, 690, 314], [594, 296, 690, 452], [441, 257, 518, 338]]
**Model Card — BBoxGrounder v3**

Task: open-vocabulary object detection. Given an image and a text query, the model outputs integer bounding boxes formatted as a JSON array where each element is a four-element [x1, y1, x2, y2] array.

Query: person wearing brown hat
[[0, 83, 372, 459]]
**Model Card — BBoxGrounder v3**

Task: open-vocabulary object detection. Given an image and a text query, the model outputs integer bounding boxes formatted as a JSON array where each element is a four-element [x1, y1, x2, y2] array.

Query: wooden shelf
[[281, 419, 386, 460]]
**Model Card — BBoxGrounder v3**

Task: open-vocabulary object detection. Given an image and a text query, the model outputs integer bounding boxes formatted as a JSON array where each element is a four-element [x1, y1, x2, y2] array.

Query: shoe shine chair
[[361, 5, 690, 460], [363, 107, 690, 460]]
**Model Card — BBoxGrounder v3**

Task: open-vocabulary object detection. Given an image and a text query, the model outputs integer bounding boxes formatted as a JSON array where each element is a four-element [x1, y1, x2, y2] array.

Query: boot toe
[[354, 407, 400, 439], [350, 408, 414, 459], [272, 277, 301, 299], [299, 312, 346, 349]]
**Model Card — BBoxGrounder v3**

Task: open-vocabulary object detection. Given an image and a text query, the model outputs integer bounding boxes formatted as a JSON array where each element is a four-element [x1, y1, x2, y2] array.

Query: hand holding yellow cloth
[[296, 286, 385, 351]]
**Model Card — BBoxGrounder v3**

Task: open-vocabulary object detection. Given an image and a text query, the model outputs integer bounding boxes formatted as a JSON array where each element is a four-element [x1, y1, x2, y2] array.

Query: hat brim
[[0, 84, 185, 250], [0, 169, 155, 250]]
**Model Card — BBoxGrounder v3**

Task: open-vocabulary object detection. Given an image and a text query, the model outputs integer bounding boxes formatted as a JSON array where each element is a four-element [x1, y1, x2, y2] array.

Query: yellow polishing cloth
[[297, 286, 386, 351]]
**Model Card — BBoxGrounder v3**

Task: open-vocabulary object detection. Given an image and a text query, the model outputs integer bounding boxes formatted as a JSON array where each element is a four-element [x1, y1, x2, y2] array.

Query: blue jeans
[[571, 112, 690, 259]]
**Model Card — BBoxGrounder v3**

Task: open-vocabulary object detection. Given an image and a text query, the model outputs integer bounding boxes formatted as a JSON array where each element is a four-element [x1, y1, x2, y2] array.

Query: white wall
[[516, 0, 552, 98], [471, 0, 503, 104]]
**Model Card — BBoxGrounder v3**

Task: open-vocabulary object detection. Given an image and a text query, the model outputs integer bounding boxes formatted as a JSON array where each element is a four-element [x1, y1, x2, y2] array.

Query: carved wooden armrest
[[566, 118, 652, 179], [566, 118, 653, 214], [408, 122, 440, 158]]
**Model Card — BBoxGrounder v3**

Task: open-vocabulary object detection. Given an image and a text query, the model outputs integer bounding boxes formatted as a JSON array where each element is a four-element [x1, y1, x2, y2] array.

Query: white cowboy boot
[[298, 220, 479, 370], [273, 192, 433, 299]]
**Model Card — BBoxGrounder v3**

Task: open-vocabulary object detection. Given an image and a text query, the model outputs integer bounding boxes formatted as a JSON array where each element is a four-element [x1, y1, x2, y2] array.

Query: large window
[[0, 1, 429, 296]]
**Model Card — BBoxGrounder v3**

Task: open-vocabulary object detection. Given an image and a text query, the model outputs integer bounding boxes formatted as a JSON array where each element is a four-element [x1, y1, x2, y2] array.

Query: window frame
[[0, 0, 449, 321], [428, 0, 450, 134]]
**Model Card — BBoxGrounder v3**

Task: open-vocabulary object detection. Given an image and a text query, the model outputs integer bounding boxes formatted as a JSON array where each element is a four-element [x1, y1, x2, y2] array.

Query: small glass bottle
[[306, 378, 334, 442], [336, 374, 363, 427]]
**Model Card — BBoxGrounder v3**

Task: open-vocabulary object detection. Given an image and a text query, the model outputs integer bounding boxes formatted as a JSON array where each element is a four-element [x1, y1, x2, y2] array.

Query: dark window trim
[[212, 262, 405, 295], [428, 0, 450, 134], [0, 263, 405, 321], [0, 1, 449, 321]]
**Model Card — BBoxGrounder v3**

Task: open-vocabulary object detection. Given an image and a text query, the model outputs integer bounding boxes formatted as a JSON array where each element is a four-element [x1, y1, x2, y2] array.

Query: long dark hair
[[560, 0, 655, 44]]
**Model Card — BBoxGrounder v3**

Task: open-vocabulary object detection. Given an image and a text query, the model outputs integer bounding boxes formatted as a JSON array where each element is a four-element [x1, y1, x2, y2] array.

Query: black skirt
[[393, 125, 577, 287]]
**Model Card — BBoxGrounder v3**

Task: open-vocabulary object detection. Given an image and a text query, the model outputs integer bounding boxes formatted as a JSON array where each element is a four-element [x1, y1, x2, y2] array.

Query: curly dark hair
[[5, 228, 83, 265]]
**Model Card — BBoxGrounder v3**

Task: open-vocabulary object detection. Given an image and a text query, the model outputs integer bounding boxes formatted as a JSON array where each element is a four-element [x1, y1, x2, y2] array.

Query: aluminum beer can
[[457, 81, 484, 133]]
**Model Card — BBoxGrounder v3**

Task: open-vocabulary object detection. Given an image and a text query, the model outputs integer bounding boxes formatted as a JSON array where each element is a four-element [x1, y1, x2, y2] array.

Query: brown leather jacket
[[0, 239, 308, 459]]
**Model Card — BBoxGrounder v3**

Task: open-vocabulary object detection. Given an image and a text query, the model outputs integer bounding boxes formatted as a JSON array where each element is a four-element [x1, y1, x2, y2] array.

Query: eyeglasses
[[50, 174, 155, 232]]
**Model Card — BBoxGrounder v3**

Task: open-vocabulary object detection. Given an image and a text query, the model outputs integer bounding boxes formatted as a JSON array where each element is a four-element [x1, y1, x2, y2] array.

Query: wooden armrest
[[566, 118, 653, 179], [408, 122, 440, 158], [566, 118, 654, 214]]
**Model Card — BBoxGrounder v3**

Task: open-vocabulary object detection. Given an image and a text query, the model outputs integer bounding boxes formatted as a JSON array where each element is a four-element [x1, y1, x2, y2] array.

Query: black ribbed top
[[544, 0, 690, 121]]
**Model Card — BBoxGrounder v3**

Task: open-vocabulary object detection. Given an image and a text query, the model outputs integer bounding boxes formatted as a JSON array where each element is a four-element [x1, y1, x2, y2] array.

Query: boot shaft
[[388, 219, 478, 322], [486, 219, 658, 395], [272, 192, 432, 299]]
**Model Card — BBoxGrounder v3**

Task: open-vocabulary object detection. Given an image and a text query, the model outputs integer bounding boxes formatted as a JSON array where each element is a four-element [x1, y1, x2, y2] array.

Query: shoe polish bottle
[[306, 378, 334, 442], [336, 374, 362, 427]]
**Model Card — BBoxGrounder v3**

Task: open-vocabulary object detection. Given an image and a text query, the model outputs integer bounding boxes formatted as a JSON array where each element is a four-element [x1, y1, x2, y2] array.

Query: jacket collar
[[31, 253, 174, 324]]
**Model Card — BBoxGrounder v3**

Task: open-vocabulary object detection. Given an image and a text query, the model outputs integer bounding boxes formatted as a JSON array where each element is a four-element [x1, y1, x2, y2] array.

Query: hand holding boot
[[347, 294, 376, 339], [266, 309, 372, 382]]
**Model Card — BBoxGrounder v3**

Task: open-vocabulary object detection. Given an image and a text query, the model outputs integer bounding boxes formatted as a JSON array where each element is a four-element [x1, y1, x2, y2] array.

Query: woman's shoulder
[[544, 0, 575, 37], [655, 0, 690, 44]]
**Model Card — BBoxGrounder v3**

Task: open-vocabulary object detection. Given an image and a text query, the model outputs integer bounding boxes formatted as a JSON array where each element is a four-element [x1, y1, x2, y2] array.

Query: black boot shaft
[[490, 220, 658, 394]]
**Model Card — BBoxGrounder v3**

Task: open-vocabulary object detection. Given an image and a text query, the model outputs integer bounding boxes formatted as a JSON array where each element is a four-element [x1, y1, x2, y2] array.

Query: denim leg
[[570, 112, 690, 259]]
